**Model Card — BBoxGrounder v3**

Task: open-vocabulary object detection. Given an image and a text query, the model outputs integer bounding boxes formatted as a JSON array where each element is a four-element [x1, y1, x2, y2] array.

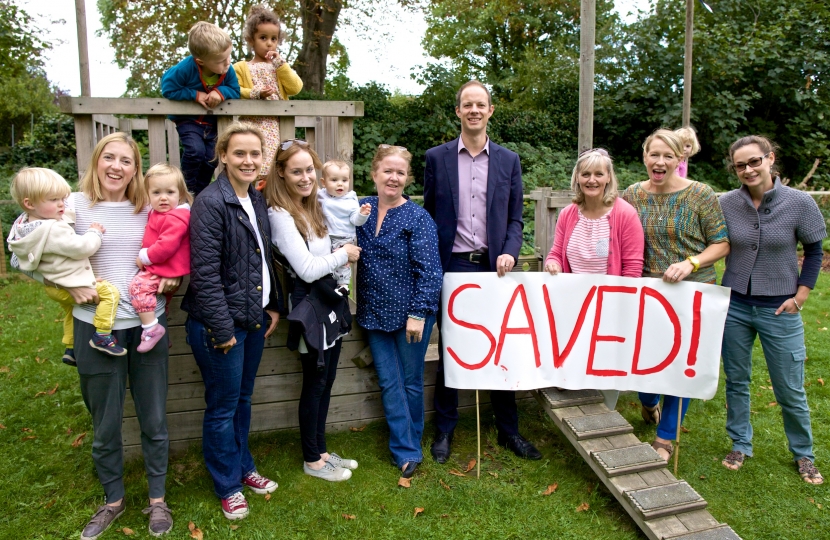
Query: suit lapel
[[443, 139, 460, 218], [486, 143, 498, 217]]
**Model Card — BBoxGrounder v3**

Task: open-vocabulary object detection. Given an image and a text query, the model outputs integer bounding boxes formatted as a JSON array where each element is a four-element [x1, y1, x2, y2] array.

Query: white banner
[[441, 273, 731, 400]]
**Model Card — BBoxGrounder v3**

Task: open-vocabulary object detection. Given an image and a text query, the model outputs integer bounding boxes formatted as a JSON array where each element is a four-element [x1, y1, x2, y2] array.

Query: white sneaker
[[326, 453, 358, 470], [303, 461, 352, 482]]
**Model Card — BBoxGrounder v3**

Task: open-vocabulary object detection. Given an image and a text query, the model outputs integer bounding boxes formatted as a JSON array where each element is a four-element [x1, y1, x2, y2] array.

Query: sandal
[[641, 403, 661, 425], [652, 440, 673, 461], [722, 450, 747, 471], [797, 458, 824, 485]]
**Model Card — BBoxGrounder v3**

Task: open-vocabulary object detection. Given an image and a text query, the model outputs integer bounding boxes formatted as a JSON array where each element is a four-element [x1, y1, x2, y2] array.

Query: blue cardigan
[[160, 56, 240, 123]]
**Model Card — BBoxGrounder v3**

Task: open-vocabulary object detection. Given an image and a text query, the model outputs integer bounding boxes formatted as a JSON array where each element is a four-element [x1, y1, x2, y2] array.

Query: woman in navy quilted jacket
[[182, 123, 282, 519]]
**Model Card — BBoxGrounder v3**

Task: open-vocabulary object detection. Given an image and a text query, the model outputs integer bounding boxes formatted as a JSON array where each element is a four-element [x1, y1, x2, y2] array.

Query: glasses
[[379, 144, 408, 151], [279, 139, 309, 151], [734, 153, 769, 172], [579, 148, 610, 158]]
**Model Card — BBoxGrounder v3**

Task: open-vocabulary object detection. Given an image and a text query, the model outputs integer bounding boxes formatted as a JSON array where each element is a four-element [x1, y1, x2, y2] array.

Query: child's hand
[[360, 203, 372, 216], [260, 85, 277, 98], [205, 90, 223, 109], [135, 257, 144, 271], [195, 91, 210, 109], [89, 222, 106, 234], [265, 50, 282, 62]]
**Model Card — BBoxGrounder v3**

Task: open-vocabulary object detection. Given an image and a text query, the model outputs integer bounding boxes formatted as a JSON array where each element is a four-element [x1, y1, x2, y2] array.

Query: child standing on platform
[[130, 164, 193, 352], [7, 168, 124, 364], [234, 5, 303, 191], [317, 160, 370, 294], [675, 126, 701, 178], [162, 22, 240, 196]]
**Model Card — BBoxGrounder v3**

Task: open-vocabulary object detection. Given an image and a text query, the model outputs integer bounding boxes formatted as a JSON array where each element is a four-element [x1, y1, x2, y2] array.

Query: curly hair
[[243, 4, 284, 47]]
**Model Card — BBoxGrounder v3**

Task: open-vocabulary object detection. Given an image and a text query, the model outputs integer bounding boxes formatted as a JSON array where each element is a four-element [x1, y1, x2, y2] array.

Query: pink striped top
[[565, 210, 611, 274]]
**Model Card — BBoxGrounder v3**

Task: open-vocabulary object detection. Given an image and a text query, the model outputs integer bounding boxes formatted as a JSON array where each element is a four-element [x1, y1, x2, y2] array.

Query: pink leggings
[[129, 270, 164, 313]]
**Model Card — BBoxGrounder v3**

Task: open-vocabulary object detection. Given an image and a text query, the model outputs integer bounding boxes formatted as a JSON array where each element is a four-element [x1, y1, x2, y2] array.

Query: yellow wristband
[[686, 256, 700, 273]]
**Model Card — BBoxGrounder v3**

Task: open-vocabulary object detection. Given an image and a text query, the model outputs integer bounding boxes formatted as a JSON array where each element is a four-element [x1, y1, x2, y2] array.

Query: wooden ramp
[[534, 388, 742, 540]]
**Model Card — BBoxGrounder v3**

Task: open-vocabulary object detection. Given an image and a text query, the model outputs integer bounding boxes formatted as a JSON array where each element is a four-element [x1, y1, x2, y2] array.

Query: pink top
[[453, 137, 489, 253], [545, 197, 645, 278], [677, 160, 688, 178], [139, 207, 191, 278], [566, 210, 611, 274]]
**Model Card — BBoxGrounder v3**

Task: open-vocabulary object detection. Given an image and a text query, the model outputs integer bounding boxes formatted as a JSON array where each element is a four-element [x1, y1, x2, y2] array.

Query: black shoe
[[498, 433, 542, 460], [401, 461, 418, 478], [430, 432, 453, 464], [62, 348, 77, 367]]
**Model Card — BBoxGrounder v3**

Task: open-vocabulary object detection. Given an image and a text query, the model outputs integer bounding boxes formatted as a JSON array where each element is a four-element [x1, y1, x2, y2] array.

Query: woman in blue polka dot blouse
[[356, 145, 443, 480]]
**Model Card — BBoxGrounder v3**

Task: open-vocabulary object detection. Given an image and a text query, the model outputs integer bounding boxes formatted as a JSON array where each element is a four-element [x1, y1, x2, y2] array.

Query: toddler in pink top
[[674, 126, 700, 178], [130, 164, 193, 352]]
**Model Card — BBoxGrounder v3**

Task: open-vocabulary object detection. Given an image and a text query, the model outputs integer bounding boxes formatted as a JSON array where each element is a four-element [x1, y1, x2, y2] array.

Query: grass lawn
[[2, 273, 830, 539]]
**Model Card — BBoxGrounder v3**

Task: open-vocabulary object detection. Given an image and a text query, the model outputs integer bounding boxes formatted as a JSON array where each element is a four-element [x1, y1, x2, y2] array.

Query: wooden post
[[74, 115, 95, 180], [74, 0, 92, 97], [147, 116, 167, 166], [578, 0, 596, 154], [279, 116, 296, 145], [166, 120, 181, 168], [682, 0, 694, 127], [337, 117, 354, 189]]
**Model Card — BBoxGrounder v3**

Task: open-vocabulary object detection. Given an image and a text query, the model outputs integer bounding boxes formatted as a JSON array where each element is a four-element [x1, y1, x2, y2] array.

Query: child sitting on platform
[[130, 164, 193, 352], [7, 168, 124, 364], [317, 160, 370, 294], [161, 21, 240, 196], [674, 126, 701, 179]]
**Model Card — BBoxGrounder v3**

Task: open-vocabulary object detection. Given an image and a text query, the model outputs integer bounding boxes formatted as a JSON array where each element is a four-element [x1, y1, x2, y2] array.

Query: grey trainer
[[80, 500, 126, 540], [304, 461, 352, 481], [326, 453, 358, 470], [142, 501, 173, 536]]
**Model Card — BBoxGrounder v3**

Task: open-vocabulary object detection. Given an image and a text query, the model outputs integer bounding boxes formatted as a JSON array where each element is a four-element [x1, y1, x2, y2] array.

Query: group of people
[[5, 8, 825, 539]]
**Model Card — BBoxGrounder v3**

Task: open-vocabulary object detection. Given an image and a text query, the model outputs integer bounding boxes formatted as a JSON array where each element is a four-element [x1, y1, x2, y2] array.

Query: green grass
[[1, 275, 830, 539]]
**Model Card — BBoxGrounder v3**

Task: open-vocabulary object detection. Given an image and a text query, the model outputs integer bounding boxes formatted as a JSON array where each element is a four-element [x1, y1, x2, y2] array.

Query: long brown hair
[[728, 135, 779, 177], [264, 142, 327, 240], [79, 132, 146, 213]]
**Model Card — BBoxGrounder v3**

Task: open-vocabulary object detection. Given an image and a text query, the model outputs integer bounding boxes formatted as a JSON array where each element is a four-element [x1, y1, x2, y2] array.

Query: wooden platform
[[534, 388, 742, 540]]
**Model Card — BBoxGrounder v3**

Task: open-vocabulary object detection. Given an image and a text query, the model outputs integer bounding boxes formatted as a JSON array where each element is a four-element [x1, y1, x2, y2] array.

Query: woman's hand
[[65, 286, 99, 304], [663, 260, 694, 283], [135, 257, 145, 270], [406, 317, 426, 343], [544, 261, 562, 275], [342, 243, 361, 263], [214, 336, 237, 354], [775, 298, 801, 315], [265, 309, 280, 338], [157, 276, 182, 295]]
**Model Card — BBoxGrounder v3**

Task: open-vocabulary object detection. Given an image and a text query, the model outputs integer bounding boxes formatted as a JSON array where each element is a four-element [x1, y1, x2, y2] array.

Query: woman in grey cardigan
[[719, 135, 826, 484]]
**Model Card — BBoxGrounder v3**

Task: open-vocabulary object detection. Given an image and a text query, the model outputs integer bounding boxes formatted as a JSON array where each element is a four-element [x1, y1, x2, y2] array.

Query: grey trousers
[[75, 315, 169, 502]]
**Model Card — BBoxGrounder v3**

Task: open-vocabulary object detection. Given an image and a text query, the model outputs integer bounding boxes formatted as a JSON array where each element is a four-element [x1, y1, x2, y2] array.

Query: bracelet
[[408, 315, 425, 321], [793, 298, 803, 311]]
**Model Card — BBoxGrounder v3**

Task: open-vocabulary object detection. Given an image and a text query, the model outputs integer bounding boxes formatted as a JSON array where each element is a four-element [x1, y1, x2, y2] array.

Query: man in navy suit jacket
[[423, 80, 541, 463]]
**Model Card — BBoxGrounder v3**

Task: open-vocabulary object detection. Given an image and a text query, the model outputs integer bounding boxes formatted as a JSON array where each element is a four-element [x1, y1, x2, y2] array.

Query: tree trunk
[[294, 0, 342, 94]]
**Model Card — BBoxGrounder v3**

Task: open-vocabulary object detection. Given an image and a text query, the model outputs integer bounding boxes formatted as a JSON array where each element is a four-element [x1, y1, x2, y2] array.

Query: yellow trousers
[[43, 281, 120, 347]]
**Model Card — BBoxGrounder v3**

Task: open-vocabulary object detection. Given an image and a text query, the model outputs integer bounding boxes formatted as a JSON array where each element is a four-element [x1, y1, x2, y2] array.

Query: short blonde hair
[[674, 126, 701, 157], [188, 21, 232, 60], [571, 150, 618, 207], [143, 163, 194, 206], [321, 160, 350, 179], [643, 128, 684, 159], [10, 167, 72, 207], [371, 145, 414, 187], [79, 132, 146, 213], [215, 122, 265, 159]]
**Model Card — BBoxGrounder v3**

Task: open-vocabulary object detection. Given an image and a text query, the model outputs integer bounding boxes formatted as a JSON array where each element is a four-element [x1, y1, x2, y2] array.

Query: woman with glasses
[[266, 139, 362, 482], [622, 128, 730, 461], [544, 149, 644, 410], [718, 136, 825, 484], [356, 144, 442, 479]]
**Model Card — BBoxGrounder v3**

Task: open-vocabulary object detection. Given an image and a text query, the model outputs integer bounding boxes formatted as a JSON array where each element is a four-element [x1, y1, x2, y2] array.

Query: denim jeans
[[721, 299, 814, 462], [186, 315, 267, 499], [367, 315, 435, 468], [298, 340, 342, 462], [638, 393, 692, 441], [176, 121, 217, 196]]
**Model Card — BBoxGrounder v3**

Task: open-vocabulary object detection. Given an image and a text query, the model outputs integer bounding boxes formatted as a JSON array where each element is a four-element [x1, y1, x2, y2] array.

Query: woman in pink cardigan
[[544, 149, 644, 409]]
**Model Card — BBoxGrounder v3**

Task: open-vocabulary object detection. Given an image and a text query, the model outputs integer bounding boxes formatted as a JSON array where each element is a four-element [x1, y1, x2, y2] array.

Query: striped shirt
[[70, 193, 165, 329], [566, 210, 610, 274], [622, 181, 728, 283]]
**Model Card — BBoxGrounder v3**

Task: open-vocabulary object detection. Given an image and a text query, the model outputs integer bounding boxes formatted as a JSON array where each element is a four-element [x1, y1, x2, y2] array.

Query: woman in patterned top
[[356, 145, 443, 480], [622, 128, 730, 461], [544, 149, 644, 410]]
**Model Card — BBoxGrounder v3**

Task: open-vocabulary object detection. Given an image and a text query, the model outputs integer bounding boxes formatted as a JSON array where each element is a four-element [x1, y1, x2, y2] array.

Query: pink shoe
[[136, 324, 166, 353]]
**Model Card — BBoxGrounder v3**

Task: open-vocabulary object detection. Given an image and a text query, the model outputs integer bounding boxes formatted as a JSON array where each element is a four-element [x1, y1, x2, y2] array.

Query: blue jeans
[[367, 316, 435, 468], [638, 393, 692, 441], [721, 300, 814, 462], [176, 121, 217, 196], [186, 315, 267, 499]]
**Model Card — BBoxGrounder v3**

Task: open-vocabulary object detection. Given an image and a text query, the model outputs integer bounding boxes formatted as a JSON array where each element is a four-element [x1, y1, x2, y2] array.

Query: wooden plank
[[538, 387, 604, 408], [59, 97, 365, 117], [337, 117, 354, 188], [607, 433, 643, 449], [279, 116, 296, 143], [564, 411, 633, 440], [305, 126, 316, 150], [92, 114, 120, 129], [665, 525, 742, 540], [675, 510, 722, 534], [352, 345, 373, 368], [73, 115, 95, 180], [130, 118, 149, 130], [295, 116, 317, 128], [166, 120, 180, 168], [645, 515, 692, 539], [592, 444, 666, 477], [118, 118, 132, 134], [147, 116, 167, 166], [579, 437, 613, 453], [625, 481, 707, 521]]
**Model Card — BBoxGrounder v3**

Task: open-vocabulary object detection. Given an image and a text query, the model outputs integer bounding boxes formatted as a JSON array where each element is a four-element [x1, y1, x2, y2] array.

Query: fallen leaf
[[769, 401, 778, 407], [121, 527, 134, 535], [230, 525, 239, 530], [542, 483, 558, 495], [264, 493, 271, 501], [809, 497, 816, 504], [397, 477, 411, 488], [699, 475, 707, 479], [0, 424, 5, 429], [819, 504, 823, 509], [66, 428, 73, 434], [188, 521, 203, 540], [483, 452, 494, 460], [47, 383, 59, 395], [342, 514, 356, 520], [576, 502, 590, 512], [759, 385, 767, 390], [488, 471, 498, 478], [22, 436, 37, 441], [0, 366, 8, 372], [413, 507, 424, 517], [441, 514, 449, 518], [819, 378, 825, 386], [820, 327, 827, 331], [680, 426, 690, 433], [188, 522, 196, 532], [21, 427, 32, 432], [34, 391, 47, 398], [439, 479, 450, 490], [349, 425, 366, 432], [35, 355, 46, 364], [44, 499, 56, 508], [448, 469, 466, 477], [71, 432, 87, 447], [464, 459, 476, 473]]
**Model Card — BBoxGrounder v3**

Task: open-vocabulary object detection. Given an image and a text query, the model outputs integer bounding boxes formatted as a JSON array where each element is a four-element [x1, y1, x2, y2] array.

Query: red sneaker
[[242, 470, 278, 494], [221, 492, 249, 520]]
